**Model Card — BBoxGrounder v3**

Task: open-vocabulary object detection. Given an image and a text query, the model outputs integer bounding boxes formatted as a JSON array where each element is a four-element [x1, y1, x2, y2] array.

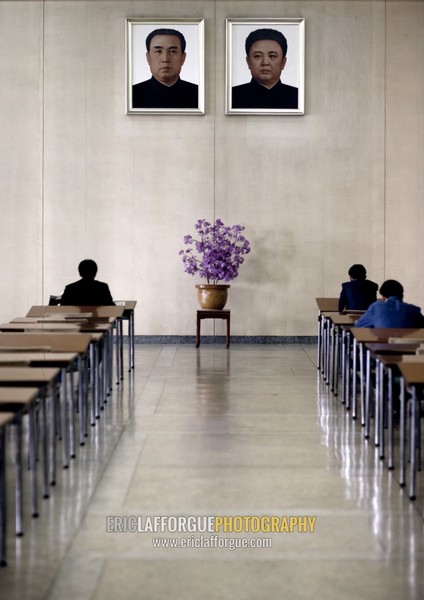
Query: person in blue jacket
[[338, 264, 378, 311], [355, 279, 424, 328]]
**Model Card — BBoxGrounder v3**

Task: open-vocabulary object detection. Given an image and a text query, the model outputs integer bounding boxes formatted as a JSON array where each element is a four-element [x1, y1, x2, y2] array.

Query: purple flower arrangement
[[179, 218, 251, 284]]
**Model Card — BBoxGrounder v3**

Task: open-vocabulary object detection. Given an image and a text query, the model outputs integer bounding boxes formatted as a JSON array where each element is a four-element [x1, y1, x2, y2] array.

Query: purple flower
[[180, 219, 251, 283]]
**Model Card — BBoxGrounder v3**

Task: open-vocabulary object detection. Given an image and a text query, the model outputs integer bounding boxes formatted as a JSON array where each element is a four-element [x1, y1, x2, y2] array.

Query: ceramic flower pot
[[195, 284, 230, 310]]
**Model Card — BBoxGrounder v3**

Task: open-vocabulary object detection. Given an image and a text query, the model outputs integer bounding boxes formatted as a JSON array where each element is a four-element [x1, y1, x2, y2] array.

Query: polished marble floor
[[1, 344, 423, 600]]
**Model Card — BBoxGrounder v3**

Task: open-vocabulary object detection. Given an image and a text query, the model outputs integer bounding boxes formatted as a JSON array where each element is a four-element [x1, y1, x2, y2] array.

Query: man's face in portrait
[[146, 34, 186, 85], [246, 39, 287, 88]]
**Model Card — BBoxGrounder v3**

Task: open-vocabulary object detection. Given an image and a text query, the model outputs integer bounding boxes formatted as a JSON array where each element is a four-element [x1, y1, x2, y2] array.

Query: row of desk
[[316, 298, 424, 513], [0, 301, 136, 567]]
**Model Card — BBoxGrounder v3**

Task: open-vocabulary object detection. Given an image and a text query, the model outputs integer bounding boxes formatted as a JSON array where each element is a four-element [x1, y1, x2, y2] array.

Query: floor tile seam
[[130, 413, 321, 418], [67, 553, 422, 565], [133, 373, 167, 415], [134, 427, 363, 439], [116, 432, 152, 508], [79, 506, 417, 516]]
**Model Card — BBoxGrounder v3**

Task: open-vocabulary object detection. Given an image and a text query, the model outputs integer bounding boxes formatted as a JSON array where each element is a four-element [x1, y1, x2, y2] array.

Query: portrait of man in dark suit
[[226, 19, 305, 115], [232, 29, 298, 109], [127, 19, 204, 114], [132, 28, 198, 109]]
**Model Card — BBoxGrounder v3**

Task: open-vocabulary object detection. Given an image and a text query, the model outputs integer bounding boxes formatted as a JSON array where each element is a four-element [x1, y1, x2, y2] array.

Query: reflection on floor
[[1, 344, 423, 600]]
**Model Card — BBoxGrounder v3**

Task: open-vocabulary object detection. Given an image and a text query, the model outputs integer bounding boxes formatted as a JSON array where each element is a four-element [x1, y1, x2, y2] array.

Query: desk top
[[376, 354, 406, 366], [0, 322, 81, 333], [0, 367, 60, 384], [350, 328, 424, 343], [399, 362, 424, 386], [1, 320, 111, 335], [373, 355, 424, 368], [0, 412, 16, 427], [0, 333, 92, 354], [365, 342, 420, 355], [115, 301, 137, 311], [0, 352, 77, 366], [323, 313, 360, 326], [0, 387, 41, 404], [27, 305, 125, 319], [316, 298, 339, 312], [17, 315, 94, 323]]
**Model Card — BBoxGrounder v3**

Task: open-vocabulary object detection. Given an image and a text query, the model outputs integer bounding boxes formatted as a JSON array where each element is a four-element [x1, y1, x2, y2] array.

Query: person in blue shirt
[[355, 279, 424, 328], [338, 264, 378, 311]]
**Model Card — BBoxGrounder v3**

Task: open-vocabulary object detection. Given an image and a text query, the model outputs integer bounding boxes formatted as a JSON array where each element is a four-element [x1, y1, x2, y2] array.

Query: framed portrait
[[126, 18, 205, 115], [225, 18, 305, 115]]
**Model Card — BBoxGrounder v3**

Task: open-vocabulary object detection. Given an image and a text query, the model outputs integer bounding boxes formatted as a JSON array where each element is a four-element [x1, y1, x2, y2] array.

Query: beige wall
[[0, 0, 423, 336]]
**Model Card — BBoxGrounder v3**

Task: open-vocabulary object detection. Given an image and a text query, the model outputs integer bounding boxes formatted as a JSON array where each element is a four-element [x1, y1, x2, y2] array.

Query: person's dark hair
[[245, 28, 288, 57], [146, 28, 186, 53], [379, 279, 404, 300], [348, 264, 367, 280], [78, 259, 98, 279]]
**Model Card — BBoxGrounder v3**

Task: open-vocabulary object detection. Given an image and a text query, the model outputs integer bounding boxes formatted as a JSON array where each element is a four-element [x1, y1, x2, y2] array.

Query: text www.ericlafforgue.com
[[151, 535, 272, 551]]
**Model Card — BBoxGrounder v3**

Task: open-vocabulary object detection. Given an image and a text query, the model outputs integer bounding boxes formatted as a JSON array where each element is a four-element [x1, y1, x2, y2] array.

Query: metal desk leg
[[14, 414, 23, 536], [60, 372, 69, 469], [39, 391, 49, 499], [345, 333, 352, 409], [334, 327, 340, 396], [49, 382, 57, 486], [67, 368, 75, 460], [322, 317, 329, 377], [317, 313, 322, 371], [375, 359, 382, 450], [399, 377, 406, 487], [94, 342, 101, 419], [364, 349, 371, 437], [90, 343, 96, 426], [77, 356, 86, 445], [331, 323, 337, 392], [325, 319, 331, 384], [119, 318, 124, 380], [359, 343, 366, 423], [409, 386, 417, 500], [115, 323, 120, 386], [377, 360, 385, 456], [351, 338, 359, 414], [28, 403, 39, 517], [387, 367, 394, 470], [129, 311, 135, 370], [341, 330, 346, 404], [103, 333, 110, 402], [0, 426, 6, 566]]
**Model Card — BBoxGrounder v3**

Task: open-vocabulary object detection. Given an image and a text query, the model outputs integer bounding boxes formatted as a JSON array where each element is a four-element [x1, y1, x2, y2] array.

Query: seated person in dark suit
[[132, 28, 198, 109], [232, 28, 298, 109], [338, 264, 378, 311], [61, 259, 115, 306], [355, 279, 424, 328]]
